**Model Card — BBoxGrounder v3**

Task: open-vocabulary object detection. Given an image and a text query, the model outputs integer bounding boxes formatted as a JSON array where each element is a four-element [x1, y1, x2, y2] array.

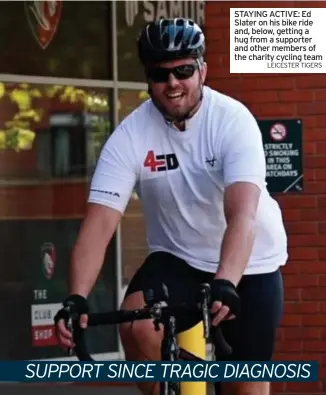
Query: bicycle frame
[[68, 283, 232, 395]]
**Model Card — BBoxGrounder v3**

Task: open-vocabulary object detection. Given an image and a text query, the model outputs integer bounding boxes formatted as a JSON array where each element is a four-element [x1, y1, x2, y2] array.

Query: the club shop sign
[[125, 1, 206, 27]]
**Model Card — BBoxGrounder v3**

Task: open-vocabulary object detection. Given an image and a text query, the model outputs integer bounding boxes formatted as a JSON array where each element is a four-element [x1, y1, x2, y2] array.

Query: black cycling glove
[[54, 294, 89, 327], [210, 279, 241, 317]]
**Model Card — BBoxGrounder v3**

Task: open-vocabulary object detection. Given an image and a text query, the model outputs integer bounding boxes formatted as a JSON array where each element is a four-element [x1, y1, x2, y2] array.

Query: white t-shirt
[[88, 86, 288, 275]]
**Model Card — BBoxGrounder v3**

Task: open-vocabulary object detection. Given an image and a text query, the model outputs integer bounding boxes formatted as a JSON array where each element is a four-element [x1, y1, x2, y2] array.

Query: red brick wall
[[0, 182, 88, 218], [205, 1, 326, 393]]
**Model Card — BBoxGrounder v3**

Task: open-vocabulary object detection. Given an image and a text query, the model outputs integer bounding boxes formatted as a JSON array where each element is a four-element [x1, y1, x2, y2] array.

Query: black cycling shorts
[[124, 250, 284, 362]]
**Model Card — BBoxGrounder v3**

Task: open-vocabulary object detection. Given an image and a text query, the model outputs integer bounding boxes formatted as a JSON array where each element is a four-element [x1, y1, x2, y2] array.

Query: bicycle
[[65, 283, 232, 395]]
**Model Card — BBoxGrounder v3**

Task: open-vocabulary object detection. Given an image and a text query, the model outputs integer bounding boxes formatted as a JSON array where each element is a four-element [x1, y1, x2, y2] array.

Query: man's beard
[[149, 84, 203, 123]]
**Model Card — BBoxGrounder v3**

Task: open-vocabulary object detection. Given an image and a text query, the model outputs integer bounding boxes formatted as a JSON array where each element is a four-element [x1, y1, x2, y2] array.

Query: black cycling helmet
[[137, 18, 205, 66]]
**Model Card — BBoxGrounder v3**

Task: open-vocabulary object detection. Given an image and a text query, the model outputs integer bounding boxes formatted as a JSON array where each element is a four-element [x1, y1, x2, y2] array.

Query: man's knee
[[119, 291, 163, 361]]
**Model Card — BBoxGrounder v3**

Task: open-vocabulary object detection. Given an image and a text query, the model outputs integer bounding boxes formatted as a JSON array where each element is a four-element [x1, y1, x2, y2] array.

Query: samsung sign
[[125, 1, 206, 27]]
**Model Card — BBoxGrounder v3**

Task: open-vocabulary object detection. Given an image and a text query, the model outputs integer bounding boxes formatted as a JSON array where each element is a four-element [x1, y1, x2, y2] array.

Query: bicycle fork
[[160, 315, 180, 395]]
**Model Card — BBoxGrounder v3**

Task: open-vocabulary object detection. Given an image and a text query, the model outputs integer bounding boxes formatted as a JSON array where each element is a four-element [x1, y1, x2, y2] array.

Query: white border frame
[[0, 0, 149, 362]]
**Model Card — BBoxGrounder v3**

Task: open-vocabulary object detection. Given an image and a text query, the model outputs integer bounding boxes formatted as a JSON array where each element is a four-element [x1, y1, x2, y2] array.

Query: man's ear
[[200, 61, 207, 84]]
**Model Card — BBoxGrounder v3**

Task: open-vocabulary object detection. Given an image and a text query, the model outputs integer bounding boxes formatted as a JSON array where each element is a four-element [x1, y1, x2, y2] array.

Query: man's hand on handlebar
[[54, 294, 89, 350], [209, 279, 240, 326], [56, 314, 88, 349]]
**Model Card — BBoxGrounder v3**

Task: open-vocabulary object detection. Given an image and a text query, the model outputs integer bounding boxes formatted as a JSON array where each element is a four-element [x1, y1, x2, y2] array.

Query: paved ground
[[1, 383, 214, 394]]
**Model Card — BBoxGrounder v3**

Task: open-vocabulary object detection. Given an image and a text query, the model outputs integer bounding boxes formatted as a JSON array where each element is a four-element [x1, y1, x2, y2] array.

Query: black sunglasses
[[146, 63, 200, 83]]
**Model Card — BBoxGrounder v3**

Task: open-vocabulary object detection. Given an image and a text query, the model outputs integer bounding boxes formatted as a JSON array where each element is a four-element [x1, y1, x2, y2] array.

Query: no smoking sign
[[258, 119, 303, 193], [270, 123, 287, 141]]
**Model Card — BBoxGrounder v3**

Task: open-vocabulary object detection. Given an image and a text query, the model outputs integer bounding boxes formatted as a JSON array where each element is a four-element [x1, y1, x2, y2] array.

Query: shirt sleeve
[[220, 105, 266, 190], [88, 124, 138, 214]]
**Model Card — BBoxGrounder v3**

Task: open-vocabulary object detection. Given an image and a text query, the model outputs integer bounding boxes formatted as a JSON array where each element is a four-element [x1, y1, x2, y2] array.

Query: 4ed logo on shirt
[[144, 150, 179, 172]]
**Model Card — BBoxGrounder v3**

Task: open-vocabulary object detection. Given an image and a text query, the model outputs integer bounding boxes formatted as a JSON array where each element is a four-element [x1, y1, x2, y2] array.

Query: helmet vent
[[174, 30, 184, 48], [192, 32, 200, 46], [162, 32, 170, 48]]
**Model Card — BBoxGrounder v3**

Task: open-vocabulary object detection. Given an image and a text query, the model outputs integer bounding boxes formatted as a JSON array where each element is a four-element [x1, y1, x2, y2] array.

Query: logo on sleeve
[[90, 189, 120, 197], [144, 150, 179, 172]]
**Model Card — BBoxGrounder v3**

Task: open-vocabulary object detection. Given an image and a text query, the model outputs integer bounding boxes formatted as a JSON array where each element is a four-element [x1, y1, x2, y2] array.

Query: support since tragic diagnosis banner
[[0, 361, 318, 382]]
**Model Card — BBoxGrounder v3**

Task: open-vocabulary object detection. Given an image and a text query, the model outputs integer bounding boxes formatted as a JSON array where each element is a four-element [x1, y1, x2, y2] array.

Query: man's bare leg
[[119, 291, 162, 395]]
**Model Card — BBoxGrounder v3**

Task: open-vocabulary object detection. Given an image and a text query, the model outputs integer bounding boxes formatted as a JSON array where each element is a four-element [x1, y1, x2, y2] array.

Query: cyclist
[[55, 18, 287, 395]]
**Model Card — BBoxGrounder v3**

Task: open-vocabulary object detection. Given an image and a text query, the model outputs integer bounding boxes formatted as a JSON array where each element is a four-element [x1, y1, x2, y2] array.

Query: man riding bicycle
[[55, 18, 287, 395]]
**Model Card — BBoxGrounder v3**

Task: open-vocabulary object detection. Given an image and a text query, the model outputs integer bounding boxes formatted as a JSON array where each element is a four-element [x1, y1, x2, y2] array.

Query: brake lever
[[200, 283, 211, 339], [67, 315, 73, 356], [61, 303, 77, 357]]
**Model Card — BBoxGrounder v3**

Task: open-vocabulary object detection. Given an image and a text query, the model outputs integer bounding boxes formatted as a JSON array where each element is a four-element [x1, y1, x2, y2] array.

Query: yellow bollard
[[177, 321, 206, 395]]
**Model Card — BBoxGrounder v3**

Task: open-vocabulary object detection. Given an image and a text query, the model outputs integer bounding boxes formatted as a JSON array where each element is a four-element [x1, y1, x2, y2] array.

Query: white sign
[[31, 303, 61, 326], [125, 1, 206, 27], [230, 8, 326, 73]]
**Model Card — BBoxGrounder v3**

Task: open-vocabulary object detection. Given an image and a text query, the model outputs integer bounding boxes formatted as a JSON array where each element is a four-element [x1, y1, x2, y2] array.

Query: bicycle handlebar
[[73, 304, 196, 361], [68, 284, 232, 361]]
